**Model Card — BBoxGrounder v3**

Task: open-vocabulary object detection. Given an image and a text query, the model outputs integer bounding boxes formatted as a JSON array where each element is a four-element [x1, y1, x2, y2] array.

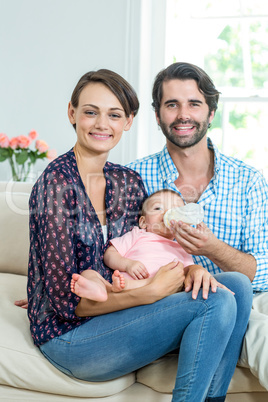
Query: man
[[127, 62, 268, 389]]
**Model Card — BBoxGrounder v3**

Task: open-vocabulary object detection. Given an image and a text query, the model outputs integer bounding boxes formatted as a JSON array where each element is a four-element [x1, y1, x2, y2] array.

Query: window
[[165, 0, 268, 178]]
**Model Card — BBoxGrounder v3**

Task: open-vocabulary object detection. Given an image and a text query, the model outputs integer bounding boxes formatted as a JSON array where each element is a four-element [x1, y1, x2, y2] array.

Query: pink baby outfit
[[109, 226, 194, 279]]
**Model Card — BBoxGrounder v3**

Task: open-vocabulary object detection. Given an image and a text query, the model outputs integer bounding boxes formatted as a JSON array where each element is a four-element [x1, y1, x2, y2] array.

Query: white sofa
[[0, 180, 267, 401]]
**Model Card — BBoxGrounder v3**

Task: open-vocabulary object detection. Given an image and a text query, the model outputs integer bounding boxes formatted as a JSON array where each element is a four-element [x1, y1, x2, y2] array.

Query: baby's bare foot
[[71, 273, 108, 301], [111, 270, 126, 293]]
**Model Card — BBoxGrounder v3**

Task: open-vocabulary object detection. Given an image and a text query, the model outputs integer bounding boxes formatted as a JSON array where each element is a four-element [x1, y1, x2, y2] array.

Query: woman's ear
[[68, 102, 76, 125], [124, 114, 134, 132], [139, 215, 147, 229]]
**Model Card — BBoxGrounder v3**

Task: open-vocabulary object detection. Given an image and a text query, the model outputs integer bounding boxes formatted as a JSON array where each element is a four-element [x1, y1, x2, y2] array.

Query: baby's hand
[[126, 260, 149, 280]]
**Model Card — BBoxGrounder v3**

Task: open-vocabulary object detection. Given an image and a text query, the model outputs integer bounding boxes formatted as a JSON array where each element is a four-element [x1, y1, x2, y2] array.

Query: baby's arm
[[104, 245, 149, 279]]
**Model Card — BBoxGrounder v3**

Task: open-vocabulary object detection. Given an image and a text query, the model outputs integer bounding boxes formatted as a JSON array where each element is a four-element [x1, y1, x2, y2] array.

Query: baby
[[71, 189, 204, 300]]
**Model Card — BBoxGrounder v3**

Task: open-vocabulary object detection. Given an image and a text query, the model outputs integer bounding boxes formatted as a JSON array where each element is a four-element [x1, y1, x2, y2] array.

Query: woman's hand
[[14, 298, 28, 309], [184, 265, 234, 300], [149, 260, 185, 299]]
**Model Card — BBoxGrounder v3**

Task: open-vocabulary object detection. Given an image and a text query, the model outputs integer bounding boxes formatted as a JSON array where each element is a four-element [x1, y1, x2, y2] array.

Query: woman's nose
[[95, 114, 108, 129]]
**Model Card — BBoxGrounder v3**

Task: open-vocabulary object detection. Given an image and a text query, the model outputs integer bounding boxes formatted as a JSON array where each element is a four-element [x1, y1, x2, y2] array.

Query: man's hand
[[184, 265, 234, 300], [171, 221, 218, 256], [171, 220, 256, 282]]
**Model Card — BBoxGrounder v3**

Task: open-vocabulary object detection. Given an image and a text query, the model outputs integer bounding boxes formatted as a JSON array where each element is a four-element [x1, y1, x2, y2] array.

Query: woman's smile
[[89, 132, 113, 140]]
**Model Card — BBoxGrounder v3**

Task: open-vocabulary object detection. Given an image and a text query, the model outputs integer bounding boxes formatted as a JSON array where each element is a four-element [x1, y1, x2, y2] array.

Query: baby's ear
[[139, 216, 147, 229]]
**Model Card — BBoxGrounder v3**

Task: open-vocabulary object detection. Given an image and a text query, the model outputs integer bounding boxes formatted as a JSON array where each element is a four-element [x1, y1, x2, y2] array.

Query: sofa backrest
[[0, 181, 33, 276]]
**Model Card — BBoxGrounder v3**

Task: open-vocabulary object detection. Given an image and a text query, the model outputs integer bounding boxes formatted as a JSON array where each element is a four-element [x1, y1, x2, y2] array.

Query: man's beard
[[158, 117, 210, 149]]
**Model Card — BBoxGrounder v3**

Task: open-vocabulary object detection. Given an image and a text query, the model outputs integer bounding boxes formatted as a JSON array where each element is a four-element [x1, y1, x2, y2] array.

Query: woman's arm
[[75, 260, 185, 317]]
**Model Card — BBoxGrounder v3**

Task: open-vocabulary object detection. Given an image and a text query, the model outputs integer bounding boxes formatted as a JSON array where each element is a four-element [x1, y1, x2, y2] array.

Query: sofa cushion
[[0, 273, 135, 397], [0, 181, 33, 275], [136, 352, 266, 394]]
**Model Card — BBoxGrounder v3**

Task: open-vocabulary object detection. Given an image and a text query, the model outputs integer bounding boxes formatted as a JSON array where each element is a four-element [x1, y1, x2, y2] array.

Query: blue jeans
[[40, 272, 252, 402]]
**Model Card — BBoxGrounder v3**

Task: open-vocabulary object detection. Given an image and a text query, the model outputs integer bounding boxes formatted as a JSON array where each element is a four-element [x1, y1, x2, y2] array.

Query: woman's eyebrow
[[82, 103, 98, 108], [82, 104, 124, 112]]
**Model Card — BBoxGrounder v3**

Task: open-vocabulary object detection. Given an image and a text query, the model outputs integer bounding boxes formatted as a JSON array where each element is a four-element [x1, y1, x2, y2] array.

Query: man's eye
[[167, 103, 177, 108]]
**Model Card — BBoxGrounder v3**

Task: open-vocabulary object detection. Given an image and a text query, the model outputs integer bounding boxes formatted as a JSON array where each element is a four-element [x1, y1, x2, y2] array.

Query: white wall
[[1, 0, 167, 181]]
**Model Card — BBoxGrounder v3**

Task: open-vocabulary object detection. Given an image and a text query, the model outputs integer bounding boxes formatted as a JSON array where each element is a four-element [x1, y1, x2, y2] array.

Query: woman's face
[[68, 82, 133, 156]]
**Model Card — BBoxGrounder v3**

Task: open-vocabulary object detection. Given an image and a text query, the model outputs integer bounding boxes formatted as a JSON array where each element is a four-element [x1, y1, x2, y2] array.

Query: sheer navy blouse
[[27, 149, 147, 346]]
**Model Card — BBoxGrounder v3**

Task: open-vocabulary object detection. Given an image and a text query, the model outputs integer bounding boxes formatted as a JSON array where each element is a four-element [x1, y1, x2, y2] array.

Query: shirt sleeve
[[242, 172, 268, 291], [183, 252, 195, 267], [109, 227, 140, 257], [28, 170, 83, 322]]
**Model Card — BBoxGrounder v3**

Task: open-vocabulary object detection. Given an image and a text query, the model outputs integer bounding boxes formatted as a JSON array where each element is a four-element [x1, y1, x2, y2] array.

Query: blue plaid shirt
[[127, 138, 268, 291]]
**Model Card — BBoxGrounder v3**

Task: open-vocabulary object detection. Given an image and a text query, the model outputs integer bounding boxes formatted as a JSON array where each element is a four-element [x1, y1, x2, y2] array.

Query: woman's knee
[[214, 272, 252, 300], [214, 272, 253, 323], [202, 288, 237, 330]]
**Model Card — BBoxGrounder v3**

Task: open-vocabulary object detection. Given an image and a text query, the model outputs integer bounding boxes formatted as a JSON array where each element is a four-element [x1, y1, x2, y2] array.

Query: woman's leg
[[204, 272, 253, 400], [40, 284, 239, 402]]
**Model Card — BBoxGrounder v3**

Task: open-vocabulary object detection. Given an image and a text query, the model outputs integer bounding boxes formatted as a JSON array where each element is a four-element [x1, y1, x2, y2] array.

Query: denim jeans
[[40, 272, 252, 402]]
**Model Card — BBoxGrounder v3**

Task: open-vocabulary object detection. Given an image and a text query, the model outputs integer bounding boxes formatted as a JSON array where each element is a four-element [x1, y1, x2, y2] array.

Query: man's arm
[[171, 221, 257, 281]]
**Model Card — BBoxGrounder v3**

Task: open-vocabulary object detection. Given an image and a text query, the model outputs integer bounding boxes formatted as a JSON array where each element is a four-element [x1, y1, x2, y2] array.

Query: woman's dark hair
[[152, 62, 220, 117], [70, 69, 139, 129]]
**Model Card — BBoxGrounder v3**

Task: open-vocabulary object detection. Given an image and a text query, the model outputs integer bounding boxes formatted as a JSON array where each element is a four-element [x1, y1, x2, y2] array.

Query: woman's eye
[[110, 113, 121, 119], [85, 111, 96, 116]]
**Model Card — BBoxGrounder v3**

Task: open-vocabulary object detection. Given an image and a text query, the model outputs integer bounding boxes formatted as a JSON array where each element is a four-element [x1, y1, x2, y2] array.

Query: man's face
[[156, 79, 214, 149]]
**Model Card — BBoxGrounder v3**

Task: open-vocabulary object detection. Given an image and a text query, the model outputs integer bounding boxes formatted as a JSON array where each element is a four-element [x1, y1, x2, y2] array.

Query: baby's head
[[139, 189, 184, 239]]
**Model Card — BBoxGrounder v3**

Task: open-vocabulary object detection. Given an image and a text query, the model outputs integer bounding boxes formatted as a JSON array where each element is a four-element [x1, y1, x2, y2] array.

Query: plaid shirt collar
[[159, 137, 221, 195]]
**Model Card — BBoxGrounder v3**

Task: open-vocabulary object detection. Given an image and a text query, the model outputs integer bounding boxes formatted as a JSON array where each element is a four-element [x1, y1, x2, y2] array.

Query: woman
[[18, 69, 252, 402]]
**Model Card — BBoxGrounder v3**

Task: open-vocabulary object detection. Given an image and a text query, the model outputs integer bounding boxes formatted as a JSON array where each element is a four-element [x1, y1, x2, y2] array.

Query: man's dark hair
[[152, 62, 220, 117]]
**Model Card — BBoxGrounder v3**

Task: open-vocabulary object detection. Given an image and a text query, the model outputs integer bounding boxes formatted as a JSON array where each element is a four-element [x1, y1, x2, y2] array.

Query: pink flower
[[46, 149, 57, 161], [17, 135, 32, 149], [36, 139, 49, 153], [0, 133, 9, 148], [28, 130, 38, 140], [9, 137, 20, 150]]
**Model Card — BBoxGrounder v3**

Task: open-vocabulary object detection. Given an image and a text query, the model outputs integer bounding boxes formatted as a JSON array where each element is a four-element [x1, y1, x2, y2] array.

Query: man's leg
[[239, 292, 268, 390]]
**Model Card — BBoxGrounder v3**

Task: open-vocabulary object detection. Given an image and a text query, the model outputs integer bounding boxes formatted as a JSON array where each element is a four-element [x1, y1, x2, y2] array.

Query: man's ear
[[68, 102, 76, 125], [139, 215, 147, 229], [124, 114, 134, 132], [208, 110, 215, 125], [155, 111, 160, 126]]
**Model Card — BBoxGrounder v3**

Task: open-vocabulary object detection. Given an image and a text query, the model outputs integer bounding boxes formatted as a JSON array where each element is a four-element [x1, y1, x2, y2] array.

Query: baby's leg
[[111, 270, 152, 292], [71, 270, 109, 302], [111, 270, 126, 293]]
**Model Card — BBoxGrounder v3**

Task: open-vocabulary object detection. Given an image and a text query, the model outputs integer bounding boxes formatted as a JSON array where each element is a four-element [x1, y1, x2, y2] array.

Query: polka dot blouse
[[27, 149, 147, 346]]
